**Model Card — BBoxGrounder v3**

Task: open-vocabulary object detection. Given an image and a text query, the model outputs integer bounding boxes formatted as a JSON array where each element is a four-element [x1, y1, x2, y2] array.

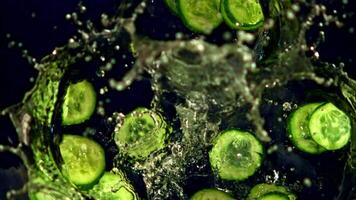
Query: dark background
[[0, 0, 355, 199]]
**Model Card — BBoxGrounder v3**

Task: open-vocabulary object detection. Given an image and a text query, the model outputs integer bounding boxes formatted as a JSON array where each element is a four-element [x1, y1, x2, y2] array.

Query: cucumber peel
[[62, 80, 96, 125], [259, 192, 290, 200], [287, 102, 327, 154], [209, 129, 263, 181], [59, 134, 106, 187], [190, 188, 235, 200], [114, 107, 172, 160], [309, 103, 352, 150]]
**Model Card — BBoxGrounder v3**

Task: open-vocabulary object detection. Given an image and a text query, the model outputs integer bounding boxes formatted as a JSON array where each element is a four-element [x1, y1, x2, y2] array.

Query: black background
[[0, 0, 355, 199]]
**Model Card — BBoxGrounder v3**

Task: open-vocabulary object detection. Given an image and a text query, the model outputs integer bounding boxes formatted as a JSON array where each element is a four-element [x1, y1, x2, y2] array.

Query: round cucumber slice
[[114, 107, 172, 160], [287, 102, 327, 154], [222, 0, 264, 30], [59, 134, 106, 186], [178, 0, 223, 34], [259, 192, 290, 200], [88, 172, 138, 200], [62, 80, 96, 125], [309, 103, 352, 150], [247, 183, 296, 200], [190, 188, 235, 200], [209, 129, 263, 181], [220, 0, 237, 29], [164, 0, 179, 16]]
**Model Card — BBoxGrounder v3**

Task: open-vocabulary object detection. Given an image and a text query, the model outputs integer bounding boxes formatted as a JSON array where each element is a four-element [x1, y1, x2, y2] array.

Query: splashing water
[[0, 0, 355, 199]]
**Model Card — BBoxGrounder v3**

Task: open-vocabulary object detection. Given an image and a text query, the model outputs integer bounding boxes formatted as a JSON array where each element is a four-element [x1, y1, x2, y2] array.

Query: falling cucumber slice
[[222, 0, 264, 30], [220, 0, 237, 29], [209, 129, 263, 181], [178, 0, 223, 34], [190, 188, 235, 200], [246, 183, 296, 200], [287, 102, 327, 154], [62, 80, 97, 125], [309, 103, 352, 150], [59, 134, 105, 187], [114, 107, 172, 160], [88, 172, 138, 200], [258, 192, 290, 200], [164, 0, 179, 16]]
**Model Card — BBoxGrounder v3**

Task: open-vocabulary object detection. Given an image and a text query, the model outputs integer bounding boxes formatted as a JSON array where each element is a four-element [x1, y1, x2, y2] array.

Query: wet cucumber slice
[[59, 134, 105, 186], [309, 103, 352, 150], [287, 102, 327, 154], [222, 0, 264, 30], [178, 0, 223, 34], [164, 0, 179, 16], [190, 188, 235, 200], [62, 80, 96, 125], [220, 0, 237, 28], [247, 183, 296, 200], [209, 129, 263, 181], [88, 172, 138, 200], [114, 107, 172, 160], [258, 192, 290, 200]]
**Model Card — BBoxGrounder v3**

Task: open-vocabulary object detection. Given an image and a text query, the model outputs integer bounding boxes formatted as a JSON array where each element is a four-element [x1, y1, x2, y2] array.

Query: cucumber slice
[[220, 0, 237, 29], [287, 102, 327, 154], [114, 107, 172, 160], [309, 103, 352, 150], [59, 134, 105, 186], [247, 183, 296, 200], [190, 188, 235, 200], [209, 129, 263, 181], [259, 192, 290, 200], [62, 80, 96, 125], [164, 0, 179, 16], [222, 0, 264, 30], [88, 172, 138, 200], [178, 0, 223, 34]]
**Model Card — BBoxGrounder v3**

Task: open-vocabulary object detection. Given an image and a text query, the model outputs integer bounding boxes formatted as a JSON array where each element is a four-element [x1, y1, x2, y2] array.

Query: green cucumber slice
[[220, 0, 237, 29], [178, 0, 223, 34], [88, 172, 138, 200], [164, 0, 179, 16], [309, 103, 352, 150], [258, 192, 290, 200], [287, 102, 327, 154], [209, 129, 263, 181], [62, 80, 97, 125], [190, 188, 235, 200], [114, 107, 172, 160], [59, 134, 105, 186], [222, 0, 264, 30], [247, 183, 296, 200]]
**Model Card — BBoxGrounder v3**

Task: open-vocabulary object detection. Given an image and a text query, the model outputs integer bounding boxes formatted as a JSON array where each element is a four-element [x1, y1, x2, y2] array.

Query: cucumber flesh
[[287, 102, 326, 154], [309, 103, 352, 150], [190, 188, 235, 200], [258, 192, 290, 200], [59, 134, 106, 186], [178, 0, 222, 34], [62, 80, 96, 125], [88, 172, 137, 200], [114, 107, 172, 160], [222, 0, 264, 30], [209, 129, 263, 181], [247, 183, 296, 200]]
